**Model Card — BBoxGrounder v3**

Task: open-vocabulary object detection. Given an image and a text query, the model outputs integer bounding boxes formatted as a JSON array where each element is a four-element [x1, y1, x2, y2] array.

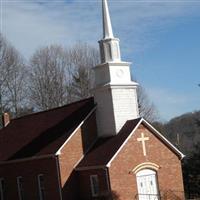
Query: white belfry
[[137, 133, 149, 156], [94, 0, 139, 137]]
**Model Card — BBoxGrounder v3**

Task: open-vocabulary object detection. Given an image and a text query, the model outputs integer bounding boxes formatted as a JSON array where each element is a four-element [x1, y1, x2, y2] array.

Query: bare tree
[[0, 34, 8, 115], [137, 85, 158, 122], [3, 47, 27, 117], [65, 42, 99, 101], [0, 34, 27, 118], [28, 42, 157, 122], [65, 43, 157, 121], [29, 43, 99, 110], [29, 45, 68, 110], [66, 44, 158, 121]]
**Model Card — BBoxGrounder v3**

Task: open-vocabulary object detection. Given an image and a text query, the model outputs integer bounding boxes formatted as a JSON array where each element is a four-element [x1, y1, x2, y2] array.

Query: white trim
[[94, 82, 138, 91], [17, 176, 24, 200], [55, 106, 97, 155], [37, 174, 45, 200], [90, 175, 99, 197], [0, 178, 5, 200], [94, 61, 132, 69], [141, 118, 185, 159], [106, 118, 143, 167], [106, 118, 185, 167], [55, 122, 83, 155], [131, 162, 160, 174], [4, 121, 9, 127]]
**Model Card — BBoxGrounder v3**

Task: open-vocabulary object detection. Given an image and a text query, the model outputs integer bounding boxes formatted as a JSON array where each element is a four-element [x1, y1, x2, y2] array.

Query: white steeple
[[99, 0, 121, 63], [102, 0, 114, 39], [94, 0, 139, 137]]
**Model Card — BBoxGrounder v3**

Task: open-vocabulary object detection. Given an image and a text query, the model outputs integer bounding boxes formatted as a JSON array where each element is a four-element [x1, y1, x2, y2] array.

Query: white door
[[136, 169, 159, 200]]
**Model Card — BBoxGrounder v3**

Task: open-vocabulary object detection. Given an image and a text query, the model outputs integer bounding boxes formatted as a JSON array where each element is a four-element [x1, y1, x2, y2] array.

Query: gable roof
[[77, 118, 141, 168], [141, 118, 185, 158], [0, 98, 95, 161], [77, 118, 184, 169]]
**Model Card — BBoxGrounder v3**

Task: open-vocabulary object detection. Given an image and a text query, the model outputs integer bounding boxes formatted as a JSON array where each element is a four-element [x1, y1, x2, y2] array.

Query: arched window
[[136, 169, 159, 200]]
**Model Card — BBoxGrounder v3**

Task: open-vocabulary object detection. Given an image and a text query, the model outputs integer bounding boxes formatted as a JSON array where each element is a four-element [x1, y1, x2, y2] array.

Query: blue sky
[[1, 0, 200, 121]]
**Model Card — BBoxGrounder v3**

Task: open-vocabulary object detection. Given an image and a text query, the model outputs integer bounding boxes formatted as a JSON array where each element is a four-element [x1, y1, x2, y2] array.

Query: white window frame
[[17, 176, 24, 200], [90, 175, 99, 197], [0, 178, 5, 200], [136, 169, 159, 200], [37, 174, 45, 200]]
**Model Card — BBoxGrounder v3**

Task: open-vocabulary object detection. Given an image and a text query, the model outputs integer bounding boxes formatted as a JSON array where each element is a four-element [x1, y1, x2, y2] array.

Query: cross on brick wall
[[137, 132, 149, 156]]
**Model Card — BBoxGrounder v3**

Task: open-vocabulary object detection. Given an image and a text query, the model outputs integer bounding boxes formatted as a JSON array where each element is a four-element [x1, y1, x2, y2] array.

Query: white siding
[[94, 84, 139, 137], [112, 87, 139, 132]]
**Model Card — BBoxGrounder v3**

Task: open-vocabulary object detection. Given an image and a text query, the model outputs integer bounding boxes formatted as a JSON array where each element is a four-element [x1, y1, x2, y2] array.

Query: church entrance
[[136, 169, 159, 200]]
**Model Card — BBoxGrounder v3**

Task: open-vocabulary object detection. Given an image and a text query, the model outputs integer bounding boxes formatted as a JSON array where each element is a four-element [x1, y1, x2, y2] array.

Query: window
[[38, 174, 45, 200], [136, 169, 159, 200], [0, 178, 5, 200], [90, 175, 99, 197], [17, 176, 25, 200]]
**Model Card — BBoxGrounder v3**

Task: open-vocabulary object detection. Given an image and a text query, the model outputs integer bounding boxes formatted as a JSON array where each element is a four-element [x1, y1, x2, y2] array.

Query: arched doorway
[[136, 169, 159, 200]]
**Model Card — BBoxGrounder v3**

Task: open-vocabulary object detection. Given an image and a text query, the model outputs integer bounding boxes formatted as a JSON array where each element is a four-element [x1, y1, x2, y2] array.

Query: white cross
[[137, 132, 149, 156]]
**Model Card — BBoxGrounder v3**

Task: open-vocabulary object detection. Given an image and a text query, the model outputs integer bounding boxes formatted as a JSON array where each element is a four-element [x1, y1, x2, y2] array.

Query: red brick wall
[[109, 123, 185, 200], [0, 112, 97, 200], [58, 112, 97, 199], [78, 168, 110, 200], [0, 156, 61, 200]]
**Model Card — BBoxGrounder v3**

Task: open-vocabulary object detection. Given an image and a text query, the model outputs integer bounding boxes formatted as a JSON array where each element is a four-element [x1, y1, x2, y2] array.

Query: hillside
[[154, 110, 200, 156], [154, 111, 200, 197]]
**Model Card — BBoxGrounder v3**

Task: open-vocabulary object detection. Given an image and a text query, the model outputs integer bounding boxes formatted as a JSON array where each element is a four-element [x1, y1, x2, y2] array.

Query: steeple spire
[[94, 0, 139, 137], [99, 0, 121, 63], [102, 0, 114, 39]]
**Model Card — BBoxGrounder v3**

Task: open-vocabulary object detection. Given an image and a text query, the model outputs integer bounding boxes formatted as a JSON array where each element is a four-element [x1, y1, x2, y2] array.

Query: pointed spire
[[102, 0, 114, 39]]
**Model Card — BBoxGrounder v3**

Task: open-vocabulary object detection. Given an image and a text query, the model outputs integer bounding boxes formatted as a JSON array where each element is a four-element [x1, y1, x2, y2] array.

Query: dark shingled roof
[[0, 98, 95, 161], [77, 118, 141, 168]]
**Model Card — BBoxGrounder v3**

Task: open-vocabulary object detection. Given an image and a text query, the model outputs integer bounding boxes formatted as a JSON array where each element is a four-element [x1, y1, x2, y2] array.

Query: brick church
[[0, 0, 185, 200]]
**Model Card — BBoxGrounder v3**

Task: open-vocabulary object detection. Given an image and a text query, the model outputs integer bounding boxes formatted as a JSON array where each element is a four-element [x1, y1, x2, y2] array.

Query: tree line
[[154, 111, 200, 198], [0, 33, 157, 124]]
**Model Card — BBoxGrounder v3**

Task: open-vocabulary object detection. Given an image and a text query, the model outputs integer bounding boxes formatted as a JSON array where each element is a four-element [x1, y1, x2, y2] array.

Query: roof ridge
[[11, 97, 94, 122], [76, 118, 142, 169]]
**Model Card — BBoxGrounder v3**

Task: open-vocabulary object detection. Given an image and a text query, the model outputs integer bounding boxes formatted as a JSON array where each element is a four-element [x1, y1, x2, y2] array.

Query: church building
[[0, 0, 185, 200]]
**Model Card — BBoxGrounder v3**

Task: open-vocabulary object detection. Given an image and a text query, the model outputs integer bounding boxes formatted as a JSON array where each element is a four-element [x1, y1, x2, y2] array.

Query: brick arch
[[131, 162, 160, 174]]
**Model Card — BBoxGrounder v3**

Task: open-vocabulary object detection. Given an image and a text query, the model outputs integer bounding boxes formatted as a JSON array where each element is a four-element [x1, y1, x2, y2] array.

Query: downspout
[[105, 167, 112, 196], [55, 155, 63, 200]]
